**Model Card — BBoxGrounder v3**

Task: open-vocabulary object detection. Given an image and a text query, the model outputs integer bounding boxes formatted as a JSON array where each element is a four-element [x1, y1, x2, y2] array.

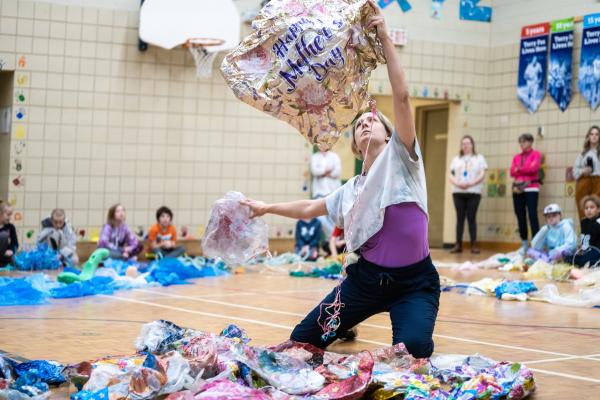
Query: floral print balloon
[[221, 0, 384, 150]]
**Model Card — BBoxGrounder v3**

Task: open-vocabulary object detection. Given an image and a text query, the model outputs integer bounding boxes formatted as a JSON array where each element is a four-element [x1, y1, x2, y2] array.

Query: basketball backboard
[[139, 0, 241, 51]]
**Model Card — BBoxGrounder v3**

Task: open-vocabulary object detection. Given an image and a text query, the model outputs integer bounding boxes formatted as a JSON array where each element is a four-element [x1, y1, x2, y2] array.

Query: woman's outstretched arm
[[241, 198, 328, 220]]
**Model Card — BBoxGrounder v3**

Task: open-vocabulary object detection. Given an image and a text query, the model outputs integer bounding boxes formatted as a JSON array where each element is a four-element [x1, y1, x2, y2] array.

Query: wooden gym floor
[[1, 249, 599, 399]]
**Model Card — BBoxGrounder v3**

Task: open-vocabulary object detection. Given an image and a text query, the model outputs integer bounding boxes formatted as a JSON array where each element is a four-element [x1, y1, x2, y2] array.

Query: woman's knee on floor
[[393, 333, 434, 359]]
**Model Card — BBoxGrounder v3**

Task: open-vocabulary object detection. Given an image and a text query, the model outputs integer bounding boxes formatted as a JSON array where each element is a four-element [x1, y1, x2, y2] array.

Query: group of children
[[2, 195, 600, 269], [526, 195, 600, 267], [0, 202, 185, 267], [294, 218, 346, 261], [292, 196, 600, 268]]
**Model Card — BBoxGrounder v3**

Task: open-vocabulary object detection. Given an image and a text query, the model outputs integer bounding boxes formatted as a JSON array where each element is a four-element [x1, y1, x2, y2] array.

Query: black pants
[[513, 191, 540, 241], [573, 248, 600, 268], [452, 193, 481, 245], [0, 231, 15, 267], [290, 255, 440, 358]]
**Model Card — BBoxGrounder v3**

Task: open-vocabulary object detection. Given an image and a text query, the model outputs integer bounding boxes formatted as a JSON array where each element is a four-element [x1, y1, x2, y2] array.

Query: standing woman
[[573, 126, 600, 219], [242, 0, 440, 358], [510, 133, 542, 254], [448, 135, 487, 254]]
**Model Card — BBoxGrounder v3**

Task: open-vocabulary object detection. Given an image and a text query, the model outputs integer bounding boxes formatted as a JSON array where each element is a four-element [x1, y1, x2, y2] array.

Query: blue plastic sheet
[[146, 257, 227, 286], [494, 281, 538, 299], [49, 276, 116, 299], [14, 360, 65, 385], [0, 257, 229, 306], [15, 245, 62, 271], [10, 372, 49, 397], [0, 356, 65, 398], [70, 388, 109, 400], [0, 275, 49, 306]]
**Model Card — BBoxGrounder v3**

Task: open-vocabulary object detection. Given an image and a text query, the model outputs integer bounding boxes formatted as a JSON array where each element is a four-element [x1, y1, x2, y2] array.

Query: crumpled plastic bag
[[494, 281, 537, 299], [135, 320, 187, 354], [230, 343, 325, 395], [202, 192, 269, 265], [13, 360, 65, 386], [15, 245, 61, 271], [221, 0, 385, 150], [166, 379, 272, 400], [314, 350, 373, 399], [534, 284, 600, 307]]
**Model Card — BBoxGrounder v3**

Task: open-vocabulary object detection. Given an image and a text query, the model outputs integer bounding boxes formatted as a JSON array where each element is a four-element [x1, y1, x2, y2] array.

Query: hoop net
[[185, 38, 224, 79]]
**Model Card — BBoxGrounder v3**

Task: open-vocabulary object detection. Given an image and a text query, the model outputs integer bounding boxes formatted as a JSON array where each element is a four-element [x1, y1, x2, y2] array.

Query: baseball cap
[[543, 203, 562, 215]]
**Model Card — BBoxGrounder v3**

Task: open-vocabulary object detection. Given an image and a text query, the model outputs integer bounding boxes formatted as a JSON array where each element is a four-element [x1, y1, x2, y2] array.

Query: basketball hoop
[[184, 38, 225, 79]]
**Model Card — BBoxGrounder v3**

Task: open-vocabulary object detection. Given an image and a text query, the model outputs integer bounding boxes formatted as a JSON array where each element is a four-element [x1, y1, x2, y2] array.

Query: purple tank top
[[361, 202, 429, 267]]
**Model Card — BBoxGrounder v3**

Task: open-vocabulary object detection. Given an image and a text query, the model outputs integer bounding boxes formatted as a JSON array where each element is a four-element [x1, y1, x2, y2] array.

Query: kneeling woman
[[243, 2, 439, 358]]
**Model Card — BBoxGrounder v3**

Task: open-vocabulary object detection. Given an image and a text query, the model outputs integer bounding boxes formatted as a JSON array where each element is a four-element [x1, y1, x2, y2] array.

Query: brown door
[[0, 71, 14, 202], [417, 106, 449, 248]]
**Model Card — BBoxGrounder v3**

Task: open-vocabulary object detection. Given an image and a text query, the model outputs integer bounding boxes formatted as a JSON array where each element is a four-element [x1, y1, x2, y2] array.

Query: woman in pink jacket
[[510, 133, 542, 255]]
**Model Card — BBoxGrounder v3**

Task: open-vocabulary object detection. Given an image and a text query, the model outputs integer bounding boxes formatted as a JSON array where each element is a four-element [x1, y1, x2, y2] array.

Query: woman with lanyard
[[241, 0, 439, 358], [448, 135, 487, 254], [510, 133, 542, 255], [573, 126, 600, 219]]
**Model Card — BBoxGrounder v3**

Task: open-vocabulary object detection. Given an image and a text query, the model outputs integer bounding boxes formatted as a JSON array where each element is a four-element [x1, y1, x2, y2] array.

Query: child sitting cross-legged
[[148, 206, 185, 259], [527, 203, 577, 263], [98, 203, 143, 261], [37, 208, 79, 265]]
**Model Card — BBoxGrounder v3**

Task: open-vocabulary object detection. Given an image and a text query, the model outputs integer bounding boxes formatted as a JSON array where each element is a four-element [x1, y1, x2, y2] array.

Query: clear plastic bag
[[202, 192, 269, 265], [135, 320, 186, 354], [537, 284, 600, 307]]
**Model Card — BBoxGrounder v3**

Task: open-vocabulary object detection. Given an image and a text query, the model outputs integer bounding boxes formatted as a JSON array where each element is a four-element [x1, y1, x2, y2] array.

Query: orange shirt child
[[148, 223, 177, 250]]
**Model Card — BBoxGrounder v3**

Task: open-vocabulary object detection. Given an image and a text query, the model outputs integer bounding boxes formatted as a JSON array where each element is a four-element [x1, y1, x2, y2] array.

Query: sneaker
[[470, 243, 481, 254], [338, 327, 358, 342]]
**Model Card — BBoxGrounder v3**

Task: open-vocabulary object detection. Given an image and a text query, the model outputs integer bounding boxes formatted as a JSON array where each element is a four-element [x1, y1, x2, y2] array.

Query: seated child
[[573, 195, 600, 268], [0, 203, 18, 267], [37, 208, 79, 265], [294, 218, 322, 261], [322, 227, 346, 259], [98, 203, 143, 261], [148, 206, 185, 259], [527, 203, 577, 263]]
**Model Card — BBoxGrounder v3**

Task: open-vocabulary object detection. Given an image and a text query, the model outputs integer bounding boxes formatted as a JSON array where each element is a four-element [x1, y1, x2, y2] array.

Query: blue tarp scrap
[[494, 281, 538, 299]]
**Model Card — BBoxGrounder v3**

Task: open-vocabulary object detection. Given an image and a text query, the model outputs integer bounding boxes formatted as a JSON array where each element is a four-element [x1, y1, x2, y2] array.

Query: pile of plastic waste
[[0, 320, 536, 399]]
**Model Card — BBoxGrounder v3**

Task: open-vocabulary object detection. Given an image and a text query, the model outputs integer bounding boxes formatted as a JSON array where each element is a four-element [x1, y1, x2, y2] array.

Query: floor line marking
[[102, 295, 599, 384], [134, 289, 307, 317], [266, 288, 330, 294], [134, 289, 579, 358], [100, 294, 377, 348], [522, 354, 600, 364], [528, 368, 600, 384]]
